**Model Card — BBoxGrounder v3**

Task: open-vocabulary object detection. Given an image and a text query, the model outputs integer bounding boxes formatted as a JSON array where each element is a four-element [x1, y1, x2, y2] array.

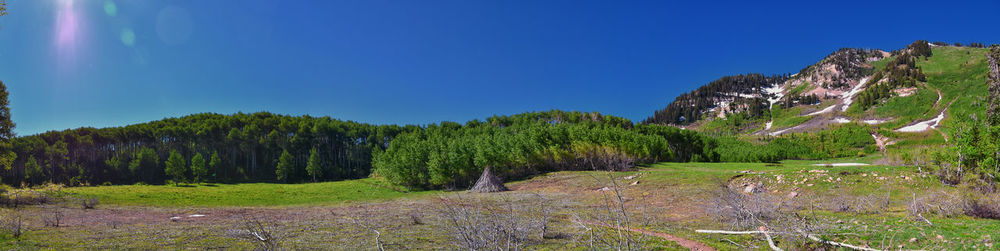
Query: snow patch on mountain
[[840, 77, 870, 112], [806, 105, 836, 116], [896, 109, 947, 132]]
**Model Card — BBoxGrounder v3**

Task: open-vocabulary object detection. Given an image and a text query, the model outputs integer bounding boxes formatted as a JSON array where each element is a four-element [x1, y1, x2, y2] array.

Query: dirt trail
[[584, 221, 716, 251], [871, 132, 895, 153]]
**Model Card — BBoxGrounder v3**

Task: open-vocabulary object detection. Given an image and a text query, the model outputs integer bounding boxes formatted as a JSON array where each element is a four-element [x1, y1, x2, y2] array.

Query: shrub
[[0, 208, 24, 238], [227, 213, 283, 251], [79, 196, 99, 209], [963, 194, 1000, 220], [907, 191, 965, 218]]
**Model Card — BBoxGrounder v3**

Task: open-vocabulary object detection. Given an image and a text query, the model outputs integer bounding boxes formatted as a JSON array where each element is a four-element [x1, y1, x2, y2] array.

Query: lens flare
[[54, 0, 86, 69], [55, 5, 79, 50], [120, 28, 135, 47], [104, 0, 117, 17]]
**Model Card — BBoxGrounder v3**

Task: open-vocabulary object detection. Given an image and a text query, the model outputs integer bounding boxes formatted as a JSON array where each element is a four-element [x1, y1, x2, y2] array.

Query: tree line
[[372, 110, 719, 190], [643, 74, 789, 125], [4, 112, 414, 186]]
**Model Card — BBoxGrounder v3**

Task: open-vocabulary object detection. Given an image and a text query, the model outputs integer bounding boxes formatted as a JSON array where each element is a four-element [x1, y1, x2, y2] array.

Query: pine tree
[[306, 147, 322, 182], [25, 156, 41, 185], [208, 151, 221, 182], [190, 153, 207, 184], [276, 149, 294, 183], [0, 81, 14, 170], [165, 150, 187, 185]]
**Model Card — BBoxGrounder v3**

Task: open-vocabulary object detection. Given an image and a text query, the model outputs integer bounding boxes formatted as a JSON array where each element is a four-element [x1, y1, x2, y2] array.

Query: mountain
[[645, 41, 992, 143]]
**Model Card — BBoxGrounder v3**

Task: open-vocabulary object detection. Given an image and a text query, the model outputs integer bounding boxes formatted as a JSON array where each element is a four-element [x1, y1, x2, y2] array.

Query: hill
[[645, 41, 992, 143]]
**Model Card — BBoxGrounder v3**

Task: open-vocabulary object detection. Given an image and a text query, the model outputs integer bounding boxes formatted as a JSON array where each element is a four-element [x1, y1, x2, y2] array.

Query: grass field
[[63, 178, 432, 207], [4, 158, 999, 250]]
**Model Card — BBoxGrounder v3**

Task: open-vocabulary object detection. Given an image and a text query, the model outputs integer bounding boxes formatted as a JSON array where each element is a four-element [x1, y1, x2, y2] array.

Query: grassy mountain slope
[[647, 43, 991, 151]]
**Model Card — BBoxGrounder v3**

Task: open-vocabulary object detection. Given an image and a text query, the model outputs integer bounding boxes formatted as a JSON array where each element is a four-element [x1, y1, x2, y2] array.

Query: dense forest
[[643, 74, 789, 125], [0, 110, 725, 189], [3, 112, 413, 186], [372, 110, 718, 189]]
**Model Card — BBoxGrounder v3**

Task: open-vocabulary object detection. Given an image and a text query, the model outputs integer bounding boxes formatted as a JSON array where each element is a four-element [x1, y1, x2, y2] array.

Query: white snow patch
[[812, 163, 870, 167], [896, 109, 946, 132], [770, 128, 788, 135], [862, 119, 886, 125], [763, 84, 785, 131], [770, 124, 803, 136], [833, 117, 851, 124], [188, 214, 206, 218], [840, 77, 870, 112], [719, 92, 759, 99], [806, 105, 836, 116]]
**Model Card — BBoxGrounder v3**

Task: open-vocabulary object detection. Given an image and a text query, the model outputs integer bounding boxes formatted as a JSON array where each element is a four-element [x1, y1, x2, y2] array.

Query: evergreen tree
[[129, 147, 159, 184], [165, 150, 187, 185], [190, 153, 207, 184], [306, 147, 322, 182], [276, 149, 294, 183], [0, 81, 14, 170], [25, 156, 41, 185], [209, 151, 221, 181]]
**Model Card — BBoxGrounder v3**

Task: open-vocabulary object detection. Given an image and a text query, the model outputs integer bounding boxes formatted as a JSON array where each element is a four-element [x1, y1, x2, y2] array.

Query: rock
[[170, 216, 182, 221], [742, 182, 765, 194], [807, 183, 814, 187], [188, 214, 205, 218], [597, 187, 611, 191], [623, 174, 639, 180], [787, 191, 798, 198], [909, 238, 917, 243], [629, 181, 639, 186]]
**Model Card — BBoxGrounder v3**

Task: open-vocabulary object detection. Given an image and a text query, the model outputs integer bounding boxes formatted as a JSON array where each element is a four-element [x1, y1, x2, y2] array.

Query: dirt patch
[[584, 221, 716, 251]]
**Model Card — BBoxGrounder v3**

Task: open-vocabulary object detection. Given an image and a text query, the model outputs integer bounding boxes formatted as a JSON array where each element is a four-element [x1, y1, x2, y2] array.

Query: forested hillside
[[643, 74, 789, 125], [851, 40, 931, 111], [0, 110, 725, 188], [372, 111, 718, 189], [4, 112, 412, 186]]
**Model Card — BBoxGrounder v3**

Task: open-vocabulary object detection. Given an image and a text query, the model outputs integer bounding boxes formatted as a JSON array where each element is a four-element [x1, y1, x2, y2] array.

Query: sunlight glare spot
[[120, 28, 135, 47], [104, 0, 117, 17]]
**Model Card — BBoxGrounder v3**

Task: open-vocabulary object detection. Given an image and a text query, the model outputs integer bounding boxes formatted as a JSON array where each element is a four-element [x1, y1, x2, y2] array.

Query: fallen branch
[[915, 213, 933, 226], [695, 229, 769, 235], [804, 234, 880, 251], [695, 229, 781, 251], [761, 230, 783, 251], [721, 238, 747, 248], [697, 229, 884, 251]]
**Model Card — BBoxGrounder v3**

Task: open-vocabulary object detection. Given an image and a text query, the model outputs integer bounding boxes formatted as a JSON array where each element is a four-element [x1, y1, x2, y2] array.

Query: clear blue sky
[[1, 0, 998, 135]]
